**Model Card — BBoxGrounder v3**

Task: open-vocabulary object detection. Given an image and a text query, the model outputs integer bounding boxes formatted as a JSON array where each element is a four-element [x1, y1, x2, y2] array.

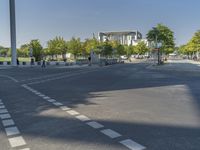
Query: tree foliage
[[47, 36, 68, 60], [68, 37, 82, 58], [147, 24, 175, 54], [30, 40, 43, 61]]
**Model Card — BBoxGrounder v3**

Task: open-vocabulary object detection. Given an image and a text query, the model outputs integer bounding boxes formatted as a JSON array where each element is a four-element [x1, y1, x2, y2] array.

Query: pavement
[[0, 61, 200, 150]]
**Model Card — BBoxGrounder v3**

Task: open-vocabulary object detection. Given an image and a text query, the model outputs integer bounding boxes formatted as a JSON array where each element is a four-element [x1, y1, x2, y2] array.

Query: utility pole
[[9, 0, 17, 66], [153, 27, 160, 65]]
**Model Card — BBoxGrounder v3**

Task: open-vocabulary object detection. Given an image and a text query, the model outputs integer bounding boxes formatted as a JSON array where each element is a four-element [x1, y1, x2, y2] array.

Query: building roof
[[100, 31, 140, 36]]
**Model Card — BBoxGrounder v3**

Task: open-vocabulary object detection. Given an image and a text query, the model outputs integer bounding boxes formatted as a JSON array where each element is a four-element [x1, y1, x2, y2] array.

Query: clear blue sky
[[1, 0, 200, 47]]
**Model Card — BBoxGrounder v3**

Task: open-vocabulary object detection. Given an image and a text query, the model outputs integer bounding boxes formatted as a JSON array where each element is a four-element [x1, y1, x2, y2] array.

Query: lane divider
[[0, 99, 30, 150], [22, 84, 146, 150]]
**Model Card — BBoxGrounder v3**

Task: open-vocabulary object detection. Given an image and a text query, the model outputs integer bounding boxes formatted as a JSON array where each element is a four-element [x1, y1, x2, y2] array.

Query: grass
[[0, 57, 31, 62]]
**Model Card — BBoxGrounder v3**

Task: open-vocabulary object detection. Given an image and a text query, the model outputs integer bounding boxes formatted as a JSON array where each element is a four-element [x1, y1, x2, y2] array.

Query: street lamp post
[[153, 27, 160, 65], [9, 0, 17, 66]]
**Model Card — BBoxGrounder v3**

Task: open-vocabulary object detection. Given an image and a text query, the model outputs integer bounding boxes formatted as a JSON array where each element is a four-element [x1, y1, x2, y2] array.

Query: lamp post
[[9, 0, 17, 66], [153, 27, 161, 65]]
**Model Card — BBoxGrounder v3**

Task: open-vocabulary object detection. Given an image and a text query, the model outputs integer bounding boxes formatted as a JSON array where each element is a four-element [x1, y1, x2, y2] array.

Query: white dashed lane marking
[[0, 105, 5, 109], [43, 96, 50, 100], [100, 129, 122, 139], [120, 139, 146, 150], [60, 106, 71, 111], [86, 121, 104, 129], [0, 109, 8, 113], [5, 126, 20, 136], [67, 110, 80, 116], [53, 102, 63, 106], [76, 115, 91, 122], [2, 119, 15, 127], [20, 148, 30, 150], [8, 136, 26, 148], [47, 99, 57, 103], [0, 114, 11, 119], [0, 99, 29, 149], [22, 85, 146, 150]]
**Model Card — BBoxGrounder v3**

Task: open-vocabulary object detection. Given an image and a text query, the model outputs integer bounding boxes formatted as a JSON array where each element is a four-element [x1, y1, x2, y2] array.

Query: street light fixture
[[9, 0, 17, 66]]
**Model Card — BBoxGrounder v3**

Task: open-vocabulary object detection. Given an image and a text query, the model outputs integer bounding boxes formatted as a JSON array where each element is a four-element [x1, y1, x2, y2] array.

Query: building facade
[[98, 31, 143, 46]]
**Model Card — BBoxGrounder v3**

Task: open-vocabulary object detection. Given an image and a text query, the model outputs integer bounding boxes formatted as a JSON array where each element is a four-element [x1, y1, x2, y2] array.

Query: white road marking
[[0, 75, 19, 82], [120, 139, 146, 150], [47, 99, 56, 103], [43, 96, 50, 100], [20, 148, 30, 150], [5, 126, 20, 136], [86, 121, 104, 129], [0, 102, 3, 105], [100, 129, 121, 139], [66, 110, 80, 116], [0, 114, 11, 119], [0, 105, 5, 109], [53, 102, 63, 106], [0, 109, 8, 114], [60, 106, 71, 111], [35, 92, 41, 95], [38, 94, 45, 97], [76, 115, 91, 122], [8, 136, 26, 147], [2, 119, 15, 127]]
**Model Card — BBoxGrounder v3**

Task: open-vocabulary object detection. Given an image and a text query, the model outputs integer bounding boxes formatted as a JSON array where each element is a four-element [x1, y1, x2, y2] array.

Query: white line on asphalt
[[0, 105, 5, 109], [52, 102, 63, 106], [2, 119, 15, 127], [47, 99, 57, 103], [35, 92, 41, 95], [0, 75, 19, 82], [26, 69, 97, 85], [0, 102, 3, 105], [60, 106, 71, 111], [38, 94, 45, 97], [86, 121, 104, 129], [8, 136, 26, 147], [66, 110, 80, 116], [20, 148, 30, 150], [100, 129, 122, 139], [120, 139, 146, 150], [0, 109, 8, 114], [75, 115, 91, 122], [43, 96, 50, 100], [0, 114, 11, 119], [5, 126, 20, 136]]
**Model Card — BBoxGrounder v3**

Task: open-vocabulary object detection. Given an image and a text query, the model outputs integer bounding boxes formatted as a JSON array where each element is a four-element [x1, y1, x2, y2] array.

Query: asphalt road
[[0, 62, 200, 150]]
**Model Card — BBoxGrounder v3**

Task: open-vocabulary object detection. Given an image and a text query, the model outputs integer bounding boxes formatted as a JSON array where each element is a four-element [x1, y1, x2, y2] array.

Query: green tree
[[29, 40, 43, 61], [109, 41, 126, 56], [47, 36, 68, 61], [186, 30, 200, 54], [68, 37, 82, 59], [83, 38, 100, 55], [135, 41, 149, 55], [101, 42, 113, 57], [18, 44, 30, 57], [147, 24, 175, 54]]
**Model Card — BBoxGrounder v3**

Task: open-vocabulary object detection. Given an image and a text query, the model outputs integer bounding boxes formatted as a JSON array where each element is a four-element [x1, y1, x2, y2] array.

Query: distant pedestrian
[[31, 58, 34, 66], [41, 59, 46, 68], [88, 56, 91, 66], [16, 58, 19, 66]]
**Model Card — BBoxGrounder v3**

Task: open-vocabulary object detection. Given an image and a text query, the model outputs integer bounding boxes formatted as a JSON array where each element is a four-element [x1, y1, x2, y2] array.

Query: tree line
[[0, 24, 178, 61], [178, 30, 200, 59], [0, 37, 150, 61]]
